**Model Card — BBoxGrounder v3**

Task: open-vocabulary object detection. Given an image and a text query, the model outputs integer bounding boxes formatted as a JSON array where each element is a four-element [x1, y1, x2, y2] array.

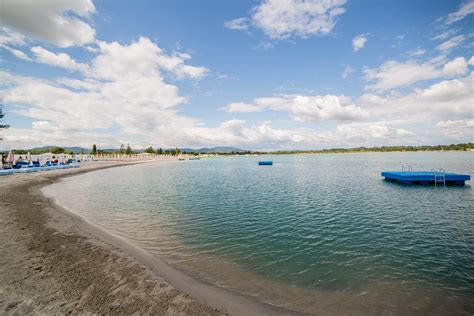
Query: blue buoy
[[259, 161, 273, 166]]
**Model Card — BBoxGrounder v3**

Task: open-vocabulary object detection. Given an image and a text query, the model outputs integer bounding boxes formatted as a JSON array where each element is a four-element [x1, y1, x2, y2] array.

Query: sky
[[0, 0, 472, 150]]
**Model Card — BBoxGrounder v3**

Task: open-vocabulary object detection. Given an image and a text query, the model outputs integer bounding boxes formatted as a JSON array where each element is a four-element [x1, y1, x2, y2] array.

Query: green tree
[[176, 147, 181, 155], [145, 146, 154, 154], [91, 144, 97, 155], [156, 147, 163, 155], [119, 144, 125, 154], [125, 144, 132, 155], [51, 146, 65, 154]]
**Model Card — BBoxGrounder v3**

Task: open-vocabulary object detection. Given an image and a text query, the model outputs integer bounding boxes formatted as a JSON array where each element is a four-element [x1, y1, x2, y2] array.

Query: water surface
[[43, 153, 474, 314]]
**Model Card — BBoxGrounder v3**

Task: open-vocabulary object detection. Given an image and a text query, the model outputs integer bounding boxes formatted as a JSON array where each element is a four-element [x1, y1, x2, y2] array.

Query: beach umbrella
[[27, 151, 32, 163], [6, 150, 13, 163]]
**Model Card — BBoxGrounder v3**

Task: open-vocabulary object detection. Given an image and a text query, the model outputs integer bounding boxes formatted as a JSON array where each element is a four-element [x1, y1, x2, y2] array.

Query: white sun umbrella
[[6, 150, 13, 163], [27, 151, 32, 164]]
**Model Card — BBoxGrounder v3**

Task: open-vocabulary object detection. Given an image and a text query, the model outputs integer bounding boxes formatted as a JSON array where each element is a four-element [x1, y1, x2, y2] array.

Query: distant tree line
[[263, 143, 474, 155], [11, 146, 69, 155], [92, 144, 182, 156], [7, 142, 473, 156]]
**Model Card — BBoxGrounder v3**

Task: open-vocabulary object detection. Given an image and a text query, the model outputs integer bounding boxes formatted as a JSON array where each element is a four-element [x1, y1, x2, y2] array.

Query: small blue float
[[259, 161, 273, 166]]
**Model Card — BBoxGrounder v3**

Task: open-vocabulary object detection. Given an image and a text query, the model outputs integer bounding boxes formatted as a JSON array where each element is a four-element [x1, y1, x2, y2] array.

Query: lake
[[43, 152, 474, 314]]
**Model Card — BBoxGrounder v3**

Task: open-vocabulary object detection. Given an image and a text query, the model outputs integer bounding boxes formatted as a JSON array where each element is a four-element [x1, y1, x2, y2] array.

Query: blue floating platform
[[259, 161, 273, 166], [382, 171, 470, 185]]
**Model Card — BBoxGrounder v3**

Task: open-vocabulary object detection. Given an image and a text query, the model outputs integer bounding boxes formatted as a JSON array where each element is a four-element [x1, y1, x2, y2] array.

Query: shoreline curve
[[31, 161, 299, 315]]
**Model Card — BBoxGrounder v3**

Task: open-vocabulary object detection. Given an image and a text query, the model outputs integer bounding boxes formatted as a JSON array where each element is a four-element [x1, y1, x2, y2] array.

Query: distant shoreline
[[5, 142, 473, 156], [263, 149, 474, 155]]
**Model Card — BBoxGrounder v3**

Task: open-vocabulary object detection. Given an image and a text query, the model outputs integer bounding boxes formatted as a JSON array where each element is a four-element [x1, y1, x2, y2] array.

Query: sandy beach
[[0, 161, 288, 315]]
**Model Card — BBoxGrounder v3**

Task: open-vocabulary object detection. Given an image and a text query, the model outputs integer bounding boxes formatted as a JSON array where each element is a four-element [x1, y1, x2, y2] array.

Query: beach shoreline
[[0, 161, 291, 315]]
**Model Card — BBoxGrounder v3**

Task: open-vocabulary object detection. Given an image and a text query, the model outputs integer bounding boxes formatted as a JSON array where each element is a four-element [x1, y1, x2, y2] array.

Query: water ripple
[[44, 153, 474, 314]]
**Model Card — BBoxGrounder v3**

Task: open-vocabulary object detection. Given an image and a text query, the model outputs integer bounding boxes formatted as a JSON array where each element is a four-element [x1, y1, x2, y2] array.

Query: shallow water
[[43, 153, 474, 314]]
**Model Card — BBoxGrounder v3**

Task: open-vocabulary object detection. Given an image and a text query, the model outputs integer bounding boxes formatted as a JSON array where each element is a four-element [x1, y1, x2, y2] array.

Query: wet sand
[[0, 161, 288, 315]]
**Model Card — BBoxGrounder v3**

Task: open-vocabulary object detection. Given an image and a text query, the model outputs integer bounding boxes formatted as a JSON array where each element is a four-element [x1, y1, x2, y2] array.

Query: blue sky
[[0, 0, 472, 150]]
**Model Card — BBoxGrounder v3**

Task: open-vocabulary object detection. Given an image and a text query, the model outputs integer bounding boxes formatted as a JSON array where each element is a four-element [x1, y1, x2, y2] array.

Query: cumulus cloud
[[31, 46, 88, 72], [91, 38, 208, 80], [363, 57, 445, 91], [224, 94, 368, 122], [364, 55, 474, 91], [352, 34, 367, 52], [443, 56, 470, 76], [0, 0, 96, 47], [361, 72, 473, 126], [224, 0, 347, 40], [445, 0, 474, 24], [0, 36, 211, 149]]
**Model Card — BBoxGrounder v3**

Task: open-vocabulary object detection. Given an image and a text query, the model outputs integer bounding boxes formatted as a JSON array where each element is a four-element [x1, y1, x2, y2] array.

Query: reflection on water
[[43, 153, 474, 314]]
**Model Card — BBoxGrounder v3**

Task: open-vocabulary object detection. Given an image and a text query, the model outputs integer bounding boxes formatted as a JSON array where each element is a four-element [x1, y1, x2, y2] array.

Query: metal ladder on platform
[[431, 168, 446, 186], [402, 165, 413, 172]]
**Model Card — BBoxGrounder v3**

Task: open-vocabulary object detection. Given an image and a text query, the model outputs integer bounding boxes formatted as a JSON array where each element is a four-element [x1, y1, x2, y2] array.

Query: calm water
[[44, 153, 474, 314]]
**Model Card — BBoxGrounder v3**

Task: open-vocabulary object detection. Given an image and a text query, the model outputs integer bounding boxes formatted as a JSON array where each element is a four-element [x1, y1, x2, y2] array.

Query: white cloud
[[0, 27, 28, 46], [341, 66, 354, 79], [436, 34, 465, 51], [364, 56, 474, 92], [334, 124, 413, 140], [416, 73, 472, 106], [91, 38, 207, 80], [31, 46, 88, 72], [0, 37, 211, 149], [436, 120, 474, 138], [361, 72, 473, 126], [431, 28, 459, 41], [225, 0, 347, 40], [446, 0, 474, 24], [4, 46, 31, 61], [0, 27, 31, 60], [352, 34, 367, 52], [363, 57, 445, 91], [408, 48, 426, 57], [443, 56, 470, 76], [0, 0, 96, 47], [224, 94, 368, 122], [254, 41, 275, 50], [85, 45, 99, 53], [224, 18, 249, 31], [225, 102, 265, 113]]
